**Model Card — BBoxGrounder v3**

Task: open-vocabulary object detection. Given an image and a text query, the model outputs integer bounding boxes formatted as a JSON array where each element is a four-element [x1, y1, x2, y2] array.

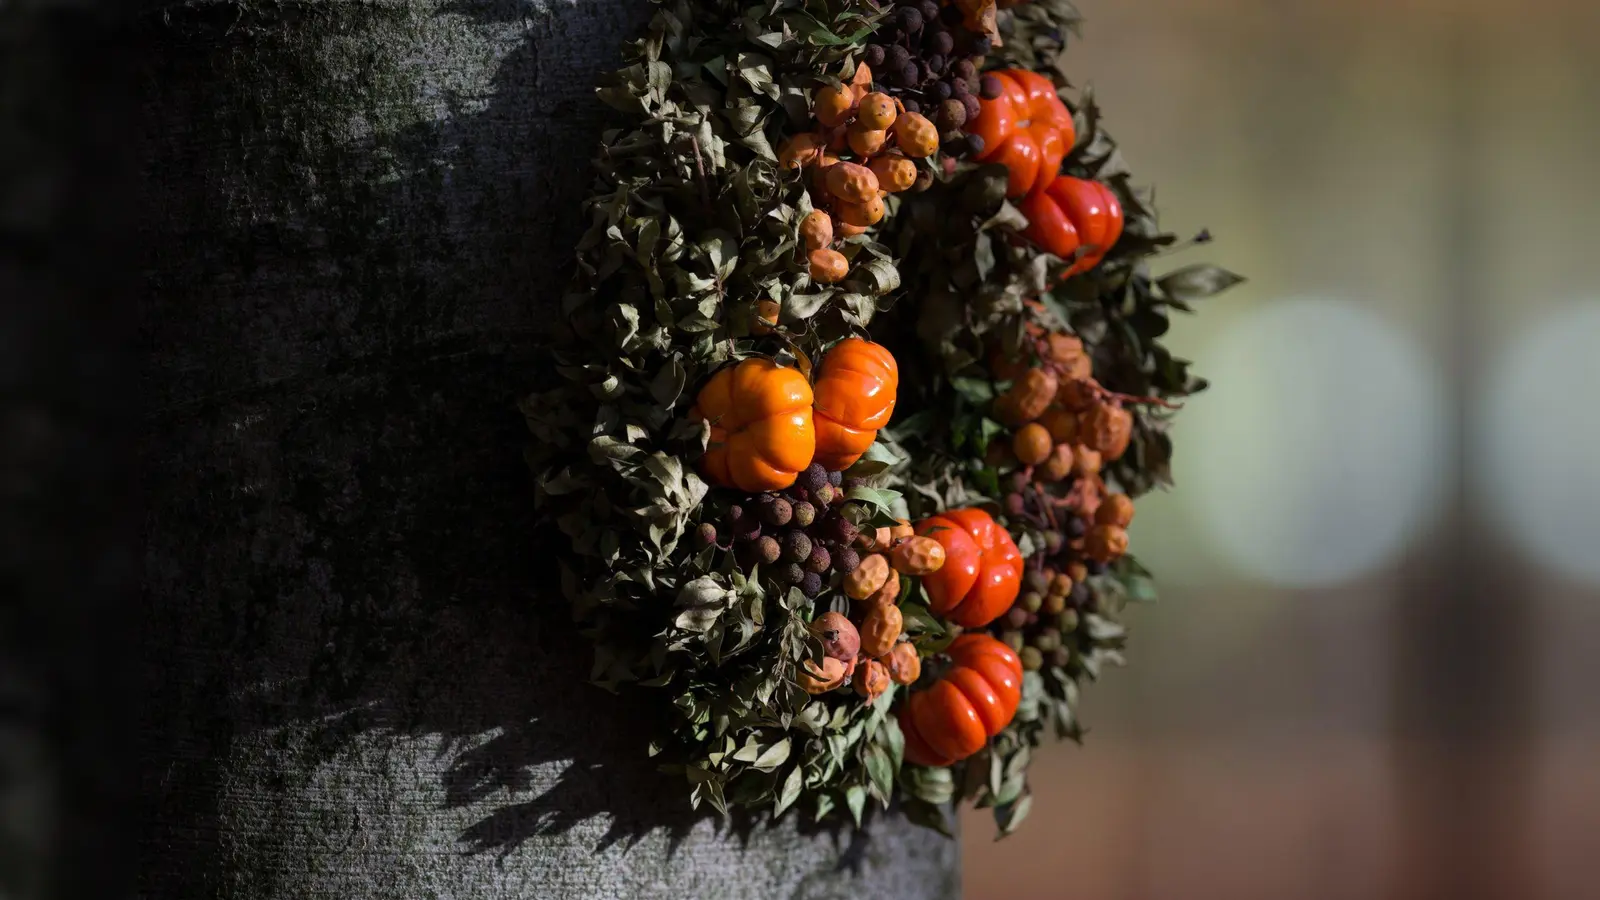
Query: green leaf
[[1157, 264, 1244, 304], [753, 738, 792, 772], [774, 764, 803, 818], [845, 784, 867, 826], [865, 743, 893, 800]]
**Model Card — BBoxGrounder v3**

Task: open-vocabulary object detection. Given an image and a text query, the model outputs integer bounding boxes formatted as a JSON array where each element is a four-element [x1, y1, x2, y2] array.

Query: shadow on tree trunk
[[138, 4, 925, 896]]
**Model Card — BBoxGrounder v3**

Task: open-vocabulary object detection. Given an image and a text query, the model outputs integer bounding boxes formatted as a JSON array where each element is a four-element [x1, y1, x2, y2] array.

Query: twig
[[690, 135, 712, 212]]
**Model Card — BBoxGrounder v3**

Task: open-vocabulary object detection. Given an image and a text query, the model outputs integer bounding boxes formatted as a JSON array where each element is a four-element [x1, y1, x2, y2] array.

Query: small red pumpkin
[[967, 69, 1076, 198], [899, 634, 1023, 766], [811, 338, 899, 471], [1019, 176, 1125, 277], [915, 508, 1023, 628]]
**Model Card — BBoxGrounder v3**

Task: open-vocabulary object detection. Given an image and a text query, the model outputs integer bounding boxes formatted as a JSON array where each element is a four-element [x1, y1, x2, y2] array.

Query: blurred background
[[963, 0, 1600, 897]]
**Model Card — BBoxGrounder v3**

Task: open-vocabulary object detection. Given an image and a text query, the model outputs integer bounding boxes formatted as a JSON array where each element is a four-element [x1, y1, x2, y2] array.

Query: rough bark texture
[[135, 1, 960, 897]]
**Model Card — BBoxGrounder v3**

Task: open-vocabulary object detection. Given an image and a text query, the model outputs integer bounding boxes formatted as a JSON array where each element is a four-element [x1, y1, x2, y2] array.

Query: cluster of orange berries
[[777, 63, 941, 285], [796, 522, 946, 698], [987, 317, 1139, 577]]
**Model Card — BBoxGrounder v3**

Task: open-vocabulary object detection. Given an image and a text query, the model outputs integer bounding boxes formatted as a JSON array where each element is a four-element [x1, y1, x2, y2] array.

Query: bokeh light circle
[[1178, 297, 1449, 587], [1476, 303, 1600, 585]]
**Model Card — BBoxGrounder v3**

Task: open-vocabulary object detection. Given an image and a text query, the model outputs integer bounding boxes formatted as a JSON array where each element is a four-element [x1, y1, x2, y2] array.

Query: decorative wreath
[[522, 0, 1241, 835]]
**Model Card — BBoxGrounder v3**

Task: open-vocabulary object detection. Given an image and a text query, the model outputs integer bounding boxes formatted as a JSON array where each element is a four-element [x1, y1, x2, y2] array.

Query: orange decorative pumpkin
[[690, 358, 815, 492], [1019, 176, 1125, 277], [968, 69, 1076, 198], [811, 338, 899, 471], [900, 634, 1023, 766], [914, 508, 1024, 628]]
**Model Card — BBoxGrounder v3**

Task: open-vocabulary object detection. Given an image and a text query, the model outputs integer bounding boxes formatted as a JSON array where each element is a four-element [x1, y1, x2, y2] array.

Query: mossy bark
[[135, 1, 960, 897]]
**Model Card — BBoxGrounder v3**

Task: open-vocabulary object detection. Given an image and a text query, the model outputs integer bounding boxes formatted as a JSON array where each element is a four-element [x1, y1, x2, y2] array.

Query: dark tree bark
[[132, 1, 960, 897]]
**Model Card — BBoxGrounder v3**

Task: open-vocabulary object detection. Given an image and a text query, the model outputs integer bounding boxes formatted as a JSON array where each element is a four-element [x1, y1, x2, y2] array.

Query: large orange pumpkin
[[811, 338, 899, 471], [900, 634, 1023, 766], [967, 69, 1076, 199], [915, 508, 1023, 628], [1019, 176, 1125, 277], [690, 358, 815, 492]]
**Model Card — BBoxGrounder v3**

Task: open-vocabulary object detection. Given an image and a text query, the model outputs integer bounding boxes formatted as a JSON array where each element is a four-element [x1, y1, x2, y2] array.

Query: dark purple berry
[[798, 463, 829, 493], [936, 98, 967, 131], [695, 522, 718, 548], [792, 501, 817, 528], [806, 545, 832, 574], [896, 6, 922, 31], [1005, 492, 1026, 517], [953, 59, 976, 81], [1087, 559, 1108, 576], [962, 94, 982, 122], [783, 530, 813, 563], [1069, 581, 1091, 608], [950, 76, 970, 97], [902, 98, 921, 114], [919, 0, 939, 23], [825, 516, 859, 546], [828, 469, 843, 487], [864, 44, 886, 68], [885, 44, 910, 71], [1051, 646, 1072, 668], [834, 547, 861, 573], [1006, 606, 1030, 629], [1066, 516, 1087, 539], [899, 62, 920, 86], [926, 54, 946, 75], [779, 562, 807, 585], [761, 497, 794, 528], [929, 29, 954, 56], [931, 80, 953, 102], [841, 476, 864, 492], [979, 74, 1004, 100], [966, 34, 991, 56], [962, 133, 985, 157], [757, 535, 782, 565], [800, 571, 824, 597]]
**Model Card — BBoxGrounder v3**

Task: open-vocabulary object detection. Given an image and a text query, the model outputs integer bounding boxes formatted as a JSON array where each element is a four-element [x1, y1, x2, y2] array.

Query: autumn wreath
[[522, 0, 1241, 835]]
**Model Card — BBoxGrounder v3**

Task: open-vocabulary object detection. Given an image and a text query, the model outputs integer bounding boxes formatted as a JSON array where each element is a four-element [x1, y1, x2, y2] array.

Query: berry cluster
[[696, 463, 864, 598], [862, 0, 997, 160], [777, 63, 939, 286], [979, 311, 1153, 669]]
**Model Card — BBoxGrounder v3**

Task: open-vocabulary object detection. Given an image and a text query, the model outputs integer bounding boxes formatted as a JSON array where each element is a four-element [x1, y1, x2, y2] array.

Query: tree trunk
[[134, 1, 960, 897]]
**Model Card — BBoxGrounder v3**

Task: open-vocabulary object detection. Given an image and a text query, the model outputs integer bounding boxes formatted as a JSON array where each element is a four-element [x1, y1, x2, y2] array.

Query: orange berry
[[1097, 493, 1135, 528], [857, 92, 898, 130], [1040, 407, 1078, 444], [815, 85, 855, 128], [799, 210, 834, 250], [1086, 524, 1129, 562], [854, 659, 891, 700], [835, 221, 868, 238], [1012, 423, 1053, 465], [847, 125, 888, 156], [1079, 403, 1134, 461], [824, 161, 879, 204], [893, 112, 939, 158], [809, 247, 849, 283], [1041, 442, 1074, 481], [1057, 377, 1100, 412], [752, 298, 781, 334], [869, 153, 917, 193], [883, 642, 921, 685], [777, 132, 825, 170], [834, 195, 886, 228], [1072, 444, 1102, 476]]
